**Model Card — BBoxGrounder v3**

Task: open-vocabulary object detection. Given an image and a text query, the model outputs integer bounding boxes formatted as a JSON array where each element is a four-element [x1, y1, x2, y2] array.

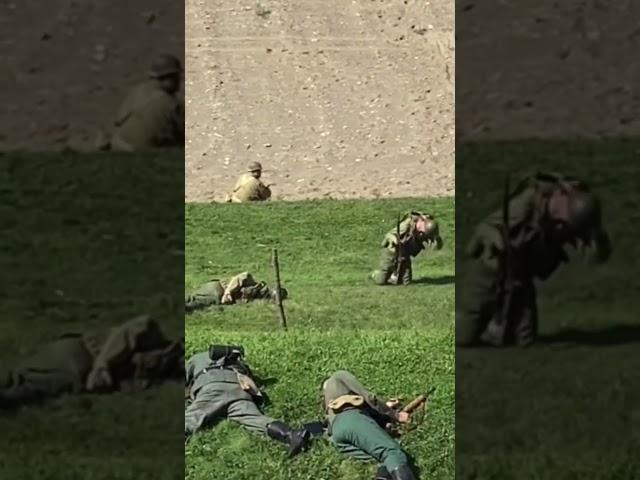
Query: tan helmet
[[149, 54, 182, 78], [247, 161, 263, 173]]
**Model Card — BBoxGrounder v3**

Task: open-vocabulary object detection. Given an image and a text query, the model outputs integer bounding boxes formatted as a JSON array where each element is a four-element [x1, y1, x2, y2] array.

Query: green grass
[[456, 140, 640, 479], [0, 152, 184, 479], [185, 198, 455, 479]]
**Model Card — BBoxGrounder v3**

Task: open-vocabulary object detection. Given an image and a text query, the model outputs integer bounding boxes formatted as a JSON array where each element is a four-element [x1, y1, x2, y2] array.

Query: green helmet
[[565, 190, 611, 263], [247, 161, 263, 173], [149, 54, 182, 78], [272, 287, 288, 300], [566, 190, 602, 235]]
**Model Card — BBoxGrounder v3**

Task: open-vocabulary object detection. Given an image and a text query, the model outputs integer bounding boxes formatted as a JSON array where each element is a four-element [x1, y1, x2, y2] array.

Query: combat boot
[[266, 421, 310, 458], [389, 465, 417, 480], [374, 465, 392, 479]]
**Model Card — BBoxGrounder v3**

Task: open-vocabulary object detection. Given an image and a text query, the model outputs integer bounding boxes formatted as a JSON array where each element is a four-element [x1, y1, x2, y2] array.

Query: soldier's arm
[[92, 316, 167, 374], [339, 371, 400, 422], [381, 218, 412, 248]]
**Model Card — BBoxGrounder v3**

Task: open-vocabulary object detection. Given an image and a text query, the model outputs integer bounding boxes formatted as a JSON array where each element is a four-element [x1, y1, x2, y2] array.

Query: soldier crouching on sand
[[225, 162, 272, 203]]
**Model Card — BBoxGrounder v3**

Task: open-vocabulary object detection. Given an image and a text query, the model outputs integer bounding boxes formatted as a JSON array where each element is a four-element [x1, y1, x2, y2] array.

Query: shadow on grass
[[539, 325, 640, 346], [413, 275, 455, 286]]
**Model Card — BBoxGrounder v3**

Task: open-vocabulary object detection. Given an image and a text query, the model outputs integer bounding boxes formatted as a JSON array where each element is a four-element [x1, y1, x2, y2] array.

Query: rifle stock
[[401, 394, 426, 413]]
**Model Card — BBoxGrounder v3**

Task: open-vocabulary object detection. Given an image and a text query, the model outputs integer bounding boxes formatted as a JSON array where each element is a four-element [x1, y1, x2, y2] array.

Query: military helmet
[[423, 217, 440, 237], [247, 161, 263, 173], [272, 287, 288, 300], [565, 190, 602, 234], [149, 54, 182, 78]]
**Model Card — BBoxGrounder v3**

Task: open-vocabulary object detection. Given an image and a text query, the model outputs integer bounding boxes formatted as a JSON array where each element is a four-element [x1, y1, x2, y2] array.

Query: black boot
[[389, 465, 417, 480], [266, 421, 310, 458], [375, 465, 392, 480]]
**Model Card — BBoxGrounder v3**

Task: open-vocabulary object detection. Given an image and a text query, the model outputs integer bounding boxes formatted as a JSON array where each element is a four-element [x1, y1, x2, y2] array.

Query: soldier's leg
[[226, 398, 274, 435], [227, 399, 309, 457], [0, 337, 92, 408], [184, 384, 228, 437], [331, 410, 409, 472], [398, 259, 412, 285], [372, 249, 397, 285], [456, 262, 498, 346], [512, 282, 538, 347]]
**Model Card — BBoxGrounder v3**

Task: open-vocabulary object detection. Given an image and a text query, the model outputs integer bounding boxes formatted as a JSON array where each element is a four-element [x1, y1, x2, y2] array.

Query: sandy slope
[[185, 0, 454, 202]]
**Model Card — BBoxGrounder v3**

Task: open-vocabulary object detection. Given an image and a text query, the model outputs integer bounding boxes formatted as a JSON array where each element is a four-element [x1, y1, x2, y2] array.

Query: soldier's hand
[[398, 412, 410, 423], [221, 292, 233, 304], [86, 366, 113, 392]]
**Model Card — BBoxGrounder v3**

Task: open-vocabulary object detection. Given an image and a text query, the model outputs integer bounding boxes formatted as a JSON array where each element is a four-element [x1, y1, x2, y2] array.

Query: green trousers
[[185, 281, 225, 314], [330, 409, 408, 471], [0, 335, 93, 408], [372, 248, 412, 285], [456, 261, 538, 346], [185, 382, 275, 437]]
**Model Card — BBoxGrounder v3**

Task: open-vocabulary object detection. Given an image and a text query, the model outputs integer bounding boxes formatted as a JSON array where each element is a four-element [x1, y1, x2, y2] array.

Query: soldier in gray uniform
[[184, 345, 310, 457]]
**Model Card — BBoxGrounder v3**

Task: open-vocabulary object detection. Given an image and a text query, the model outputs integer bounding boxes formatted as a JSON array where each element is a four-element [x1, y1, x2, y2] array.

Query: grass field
[[185, 198, 455, 480], [0, 153, 185, 479], [456, 141, 640, 479]]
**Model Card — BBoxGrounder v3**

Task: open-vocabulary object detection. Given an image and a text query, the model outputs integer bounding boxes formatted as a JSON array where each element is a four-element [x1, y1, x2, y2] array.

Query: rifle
[[490, 175, 514, 345], [393, 213, 403, 283], [389, 387, 435, 436], [271, 248, 288, 330]]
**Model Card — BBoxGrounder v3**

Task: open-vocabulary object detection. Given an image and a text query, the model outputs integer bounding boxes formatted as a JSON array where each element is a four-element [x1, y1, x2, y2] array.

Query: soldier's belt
[[328, 395, 364, 412], [193, 365, 226, 382]]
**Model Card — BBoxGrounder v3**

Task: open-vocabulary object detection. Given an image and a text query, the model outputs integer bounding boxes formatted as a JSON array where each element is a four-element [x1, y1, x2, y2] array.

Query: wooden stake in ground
[[271, 248, 288, 330]]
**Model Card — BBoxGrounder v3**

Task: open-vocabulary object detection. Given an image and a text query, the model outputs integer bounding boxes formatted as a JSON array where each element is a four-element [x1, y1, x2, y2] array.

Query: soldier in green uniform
[[456, 172, 612, 347], [0, 315, 183, 409], [322, 370, 417, 480], [185, 271, 288, 314], [371, 211, 443, 285], [184, 345, 310, 457], [102, 53, 184, 151], [225, 162, 272, 203]]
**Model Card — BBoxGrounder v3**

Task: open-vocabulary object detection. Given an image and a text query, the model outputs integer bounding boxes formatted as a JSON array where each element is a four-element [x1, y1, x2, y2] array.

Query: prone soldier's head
[[247, 161, 263, 179], [271, 287, 288, 300], [149, 54, 182, 95]]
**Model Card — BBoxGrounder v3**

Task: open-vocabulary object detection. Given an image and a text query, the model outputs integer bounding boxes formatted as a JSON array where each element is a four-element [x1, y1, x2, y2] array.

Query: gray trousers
[[185, 382, 275, 436]]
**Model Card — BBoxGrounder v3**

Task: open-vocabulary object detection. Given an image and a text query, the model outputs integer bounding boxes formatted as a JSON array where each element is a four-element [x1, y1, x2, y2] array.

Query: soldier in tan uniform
[[0, 315, 183, 409], [102, 54, 184, 151], [226, 162, 272, 203], [371, 211, 443, 285], [185, 271, 287, 314], [457, 172, 611, 347]]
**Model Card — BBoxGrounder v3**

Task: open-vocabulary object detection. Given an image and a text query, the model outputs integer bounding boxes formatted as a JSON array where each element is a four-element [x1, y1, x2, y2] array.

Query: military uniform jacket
[[110, 81, 184, 151], [230, 174, 271, 202], [465, 173, 578, 281], [185, 352, 262, 400], [323, 371, 399, 430], [381, 211, 440, 258], [83, 315, 180, 391]]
